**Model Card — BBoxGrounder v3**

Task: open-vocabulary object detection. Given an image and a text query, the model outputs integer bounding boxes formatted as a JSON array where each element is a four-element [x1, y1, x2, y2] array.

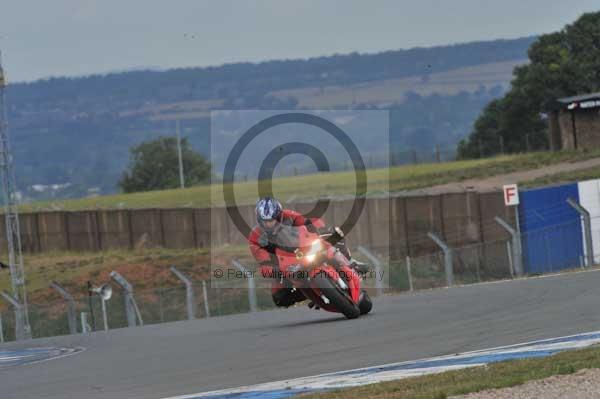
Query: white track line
[[161, 330, 600, 399]]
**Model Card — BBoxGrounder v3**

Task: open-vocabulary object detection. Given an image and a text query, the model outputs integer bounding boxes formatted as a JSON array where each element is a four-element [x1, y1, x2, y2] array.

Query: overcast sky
[[1, 0, 598, 82]]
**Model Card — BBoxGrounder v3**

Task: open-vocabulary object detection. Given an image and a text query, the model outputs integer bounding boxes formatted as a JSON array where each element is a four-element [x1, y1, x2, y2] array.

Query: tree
[[458, 12, 600, 158], [119, 136, 211, 193]]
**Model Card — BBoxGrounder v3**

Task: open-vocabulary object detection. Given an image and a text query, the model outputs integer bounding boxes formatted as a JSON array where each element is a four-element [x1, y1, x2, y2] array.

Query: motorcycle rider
[[248, 196, 367, 308]]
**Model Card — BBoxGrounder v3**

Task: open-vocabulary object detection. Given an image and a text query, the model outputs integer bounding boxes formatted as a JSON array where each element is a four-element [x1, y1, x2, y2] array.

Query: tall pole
[[0, 51, 31, 339], [176, 120, 185, 189]]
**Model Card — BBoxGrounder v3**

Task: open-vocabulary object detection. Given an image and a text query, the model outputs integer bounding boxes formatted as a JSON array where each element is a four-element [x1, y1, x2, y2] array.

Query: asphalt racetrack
[[2, 269, 600, 399]]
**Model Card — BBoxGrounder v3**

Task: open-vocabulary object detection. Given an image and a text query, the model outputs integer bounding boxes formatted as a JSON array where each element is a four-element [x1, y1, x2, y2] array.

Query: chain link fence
[[384, 238, 514, 292]]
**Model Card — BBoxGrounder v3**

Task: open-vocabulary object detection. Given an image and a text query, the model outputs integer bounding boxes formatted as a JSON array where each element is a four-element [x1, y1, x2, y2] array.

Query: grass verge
[[301, 345, 600, 399], [0, 247, 208, 299], [19, 149, 600, 211]]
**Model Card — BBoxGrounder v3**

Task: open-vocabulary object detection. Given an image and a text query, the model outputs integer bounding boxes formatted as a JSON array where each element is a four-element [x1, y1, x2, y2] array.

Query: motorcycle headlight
[[305, 240, 322, 263]]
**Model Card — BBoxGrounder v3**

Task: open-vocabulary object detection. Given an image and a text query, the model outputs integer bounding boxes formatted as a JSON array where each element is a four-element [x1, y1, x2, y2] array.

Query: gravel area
[[407, 157, 600, 195], [451, 368, 600, 399]]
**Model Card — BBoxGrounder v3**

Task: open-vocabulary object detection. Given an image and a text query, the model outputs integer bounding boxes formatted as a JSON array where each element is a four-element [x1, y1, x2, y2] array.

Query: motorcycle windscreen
[[271, 224, 307, 253]]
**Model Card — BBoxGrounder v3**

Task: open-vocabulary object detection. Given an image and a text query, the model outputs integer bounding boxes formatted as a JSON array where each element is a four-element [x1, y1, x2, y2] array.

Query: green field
[[19, 149, 600, 212], [303, 346, 600, 399]]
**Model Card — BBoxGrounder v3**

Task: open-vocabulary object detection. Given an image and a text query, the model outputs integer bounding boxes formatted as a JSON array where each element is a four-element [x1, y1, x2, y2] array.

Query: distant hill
[[4, 36, 535, 201]]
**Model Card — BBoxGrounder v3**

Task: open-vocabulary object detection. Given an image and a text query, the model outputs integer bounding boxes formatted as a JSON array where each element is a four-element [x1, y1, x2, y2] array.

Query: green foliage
[[458, 12, 600, 159], [118, 136, 211, 193]]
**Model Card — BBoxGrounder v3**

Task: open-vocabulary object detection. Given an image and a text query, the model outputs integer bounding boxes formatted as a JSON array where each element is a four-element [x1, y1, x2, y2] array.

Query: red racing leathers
[[248, 209, 325, 306]]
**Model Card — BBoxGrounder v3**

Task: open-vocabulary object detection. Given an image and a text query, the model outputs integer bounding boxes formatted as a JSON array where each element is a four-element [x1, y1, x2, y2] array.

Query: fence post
[[567, 198, 594, 268], [202, 280, 210, 318], [506, 241, 514, 277], [0, 313, 4, 343], [406, 255, 414, 291], [170, 266, 196, 320], [357, 246, 384, 296], [110, 271, 143, 327], [80, 312, 91, 334], [427, 232, 454, 287], [50, 281, 77, 335], [495, 216, 524, 276], [98, 297, 109, 333], [0, 291, 30, 341], [232, 260, 257, 313]]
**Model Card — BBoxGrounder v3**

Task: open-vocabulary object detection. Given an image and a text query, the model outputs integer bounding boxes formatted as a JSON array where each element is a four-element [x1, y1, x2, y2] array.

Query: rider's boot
[[273, 285, 306, 308]]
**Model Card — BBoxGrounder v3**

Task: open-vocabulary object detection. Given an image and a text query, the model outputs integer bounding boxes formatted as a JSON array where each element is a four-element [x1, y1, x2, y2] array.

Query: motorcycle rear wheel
[[314, 274, 360, 319]]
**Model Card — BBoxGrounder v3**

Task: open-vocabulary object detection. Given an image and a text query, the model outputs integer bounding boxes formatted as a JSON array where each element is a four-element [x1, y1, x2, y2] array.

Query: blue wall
[[519, 184, 584, 273]]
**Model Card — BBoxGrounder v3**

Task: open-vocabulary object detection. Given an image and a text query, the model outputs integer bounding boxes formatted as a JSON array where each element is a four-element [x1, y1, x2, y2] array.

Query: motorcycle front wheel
[[314, 274, 360, 319]]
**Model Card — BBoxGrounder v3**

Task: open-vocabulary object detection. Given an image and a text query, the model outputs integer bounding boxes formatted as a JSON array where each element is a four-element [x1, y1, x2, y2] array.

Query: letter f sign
[[503, 184, 519, 206]]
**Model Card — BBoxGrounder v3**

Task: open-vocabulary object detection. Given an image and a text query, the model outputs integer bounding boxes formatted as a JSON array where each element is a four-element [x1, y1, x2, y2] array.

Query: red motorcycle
[[273, 225, 372, 319]]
